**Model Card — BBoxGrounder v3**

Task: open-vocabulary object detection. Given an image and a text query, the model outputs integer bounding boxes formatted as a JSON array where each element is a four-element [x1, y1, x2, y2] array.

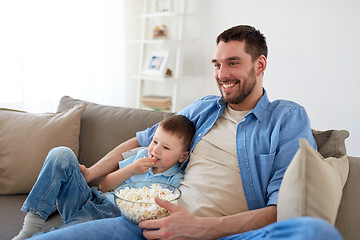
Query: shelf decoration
[[143, 50, 170, 77], [134, 0, 191, 112], [142, 95, 172, 110], [153, 25, 168, 39], [154, 0, 172, 13]]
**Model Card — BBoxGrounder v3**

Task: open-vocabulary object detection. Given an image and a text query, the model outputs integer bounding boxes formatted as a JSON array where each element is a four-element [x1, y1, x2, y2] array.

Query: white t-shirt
[[179, 106, 249, 217]]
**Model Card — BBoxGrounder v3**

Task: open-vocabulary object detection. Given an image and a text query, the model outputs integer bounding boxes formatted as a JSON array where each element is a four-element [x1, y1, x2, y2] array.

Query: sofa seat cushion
[[0, 195, 62, 240]]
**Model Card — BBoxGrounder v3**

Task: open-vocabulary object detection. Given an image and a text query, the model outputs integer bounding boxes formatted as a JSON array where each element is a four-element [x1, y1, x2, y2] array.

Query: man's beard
[[219, 67, 257, 104]]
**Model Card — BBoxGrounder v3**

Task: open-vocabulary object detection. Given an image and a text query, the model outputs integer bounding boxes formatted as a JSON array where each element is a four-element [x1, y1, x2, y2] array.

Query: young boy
[[13, 115, 195, 240]]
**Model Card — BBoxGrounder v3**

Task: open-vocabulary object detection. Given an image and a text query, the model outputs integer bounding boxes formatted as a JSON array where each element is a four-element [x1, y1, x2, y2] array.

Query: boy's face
[[148, 126, 189, 173]]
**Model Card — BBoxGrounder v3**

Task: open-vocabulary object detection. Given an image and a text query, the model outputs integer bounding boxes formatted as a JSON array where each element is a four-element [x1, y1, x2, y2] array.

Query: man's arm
[[139, 198, 276, 240], [80, 137, 139, 183]]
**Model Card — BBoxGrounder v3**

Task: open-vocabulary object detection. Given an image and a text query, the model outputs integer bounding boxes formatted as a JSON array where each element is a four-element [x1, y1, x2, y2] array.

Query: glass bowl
[[114, 182, 181, 224]]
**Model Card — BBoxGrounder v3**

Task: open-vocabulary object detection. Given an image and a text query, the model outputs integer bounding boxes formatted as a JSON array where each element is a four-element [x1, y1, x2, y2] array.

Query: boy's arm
[[80, 137, 139, 183], [98, 157, 156, 192]]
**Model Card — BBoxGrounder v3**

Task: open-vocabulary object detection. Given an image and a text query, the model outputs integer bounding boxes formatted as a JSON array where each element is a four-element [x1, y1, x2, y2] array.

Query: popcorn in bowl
[[114, 182, 181, 224]]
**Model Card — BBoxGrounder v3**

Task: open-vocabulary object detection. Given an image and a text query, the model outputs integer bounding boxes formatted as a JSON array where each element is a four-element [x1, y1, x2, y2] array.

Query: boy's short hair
[[158, 115, 195, 151]]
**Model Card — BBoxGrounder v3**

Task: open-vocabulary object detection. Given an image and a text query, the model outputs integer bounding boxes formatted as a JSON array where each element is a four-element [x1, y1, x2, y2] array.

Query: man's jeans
[[29, 215, 342, 240], [22, 147, 120, 228]]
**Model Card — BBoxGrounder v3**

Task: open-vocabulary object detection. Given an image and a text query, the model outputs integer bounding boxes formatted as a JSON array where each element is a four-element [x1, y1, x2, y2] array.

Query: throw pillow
[[277, 139, 349, 225], [312, 129, 349, 158], [0, 103, 85, 195]]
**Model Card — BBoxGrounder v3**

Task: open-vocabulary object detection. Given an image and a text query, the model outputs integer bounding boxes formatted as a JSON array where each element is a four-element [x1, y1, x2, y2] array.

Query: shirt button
[[198, 133, 201, 137]]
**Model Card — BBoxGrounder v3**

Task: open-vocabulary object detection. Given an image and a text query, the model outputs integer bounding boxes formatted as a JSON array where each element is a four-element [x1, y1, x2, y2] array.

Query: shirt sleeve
[[266, 106, 317, 206], [136, 124, 159, 147]]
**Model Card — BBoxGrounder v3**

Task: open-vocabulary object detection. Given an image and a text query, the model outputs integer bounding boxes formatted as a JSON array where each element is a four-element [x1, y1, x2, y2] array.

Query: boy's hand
[[130, 157, 156, 175], [79, 164, 93, 183]]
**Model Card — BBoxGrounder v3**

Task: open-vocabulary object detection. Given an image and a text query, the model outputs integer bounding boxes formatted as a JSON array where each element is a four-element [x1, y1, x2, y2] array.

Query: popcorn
[[115, 183, 180, 224]]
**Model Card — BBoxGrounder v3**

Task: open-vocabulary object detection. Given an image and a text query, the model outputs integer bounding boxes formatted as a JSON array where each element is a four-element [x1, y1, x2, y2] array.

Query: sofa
[[0, 96, 359, 240]]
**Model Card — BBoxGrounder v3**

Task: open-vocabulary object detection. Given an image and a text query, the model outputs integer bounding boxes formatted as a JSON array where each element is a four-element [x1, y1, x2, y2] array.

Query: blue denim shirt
[[119, 148, 184, 188], [136, 89, 317, 211]]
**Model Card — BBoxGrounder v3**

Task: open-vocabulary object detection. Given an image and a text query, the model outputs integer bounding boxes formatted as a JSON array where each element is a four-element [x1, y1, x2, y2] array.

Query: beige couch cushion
[[57, 96, 172, 184], [277, 139, 349, 225], [312, 129, 349, 158], [335, 156, 360, 240], [0, 104, 85, 195]]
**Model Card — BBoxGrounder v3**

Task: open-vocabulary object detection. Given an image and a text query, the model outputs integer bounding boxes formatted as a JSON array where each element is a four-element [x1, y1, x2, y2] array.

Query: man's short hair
[[216, 25, 268, 61], [159, 115, 195, 151]]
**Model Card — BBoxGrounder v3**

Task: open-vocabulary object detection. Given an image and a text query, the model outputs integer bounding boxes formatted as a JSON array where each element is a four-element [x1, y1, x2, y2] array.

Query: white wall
[[0, 0, 127, 112], [179, 0, 360, 156], [1, 0, 359, 156]]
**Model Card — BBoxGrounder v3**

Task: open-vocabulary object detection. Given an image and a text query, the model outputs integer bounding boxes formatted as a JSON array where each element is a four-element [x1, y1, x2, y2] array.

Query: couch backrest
[[57, 96, 172, 169]]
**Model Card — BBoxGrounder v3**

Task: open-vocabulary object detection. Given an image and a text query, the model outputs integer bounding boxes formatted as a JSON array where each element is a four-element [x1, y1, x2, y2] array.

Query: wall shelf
[[140, 12, 181, 18], [134, 0, 194, 112]]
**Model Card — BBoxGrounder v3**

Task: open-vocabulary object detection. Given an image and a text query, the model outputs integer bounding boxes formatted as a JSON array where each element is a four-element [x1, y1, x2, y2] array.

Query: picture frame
[[154, 0, 172, 13], [142, 50, 170, 77]]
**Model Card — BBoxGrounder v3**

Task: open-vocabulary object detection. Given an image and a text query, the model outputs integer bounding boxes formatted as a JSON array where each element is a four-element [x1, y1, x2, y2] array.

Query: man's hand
[[139, 197, 215, 240]]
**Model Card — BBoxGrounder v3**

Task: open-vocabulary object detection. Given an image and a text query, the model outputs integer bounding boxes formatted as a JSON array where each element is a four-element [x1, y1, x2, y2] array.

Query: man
[[30, 25, 342, 240]]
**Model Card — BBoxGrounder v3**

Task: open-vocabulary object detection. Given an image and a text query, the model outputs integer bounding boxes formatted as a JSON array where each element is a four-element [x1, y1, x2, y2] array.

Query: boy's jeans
[[21, 147, 121, 228]]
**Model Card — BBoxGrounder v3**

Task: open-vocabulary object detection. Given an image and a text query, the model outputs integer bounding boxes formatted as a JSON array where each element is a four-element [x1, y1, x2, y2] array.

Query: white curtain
[[0, 0, 130, 113]]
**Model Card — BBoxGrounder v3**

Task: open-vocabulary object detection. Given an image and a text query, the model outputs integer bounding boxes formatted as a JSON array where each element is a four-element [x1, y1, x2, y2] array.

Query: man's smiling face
[[212, 41, 259, 110]]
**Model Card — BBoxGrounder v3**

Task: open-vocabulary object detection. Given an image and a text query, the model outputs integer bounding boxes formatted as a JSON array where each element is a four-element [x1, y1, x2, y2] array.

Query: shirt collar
[[150, 164, 181, 177], [217, 88, 270, 123], [250, 88, 269, 123]]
